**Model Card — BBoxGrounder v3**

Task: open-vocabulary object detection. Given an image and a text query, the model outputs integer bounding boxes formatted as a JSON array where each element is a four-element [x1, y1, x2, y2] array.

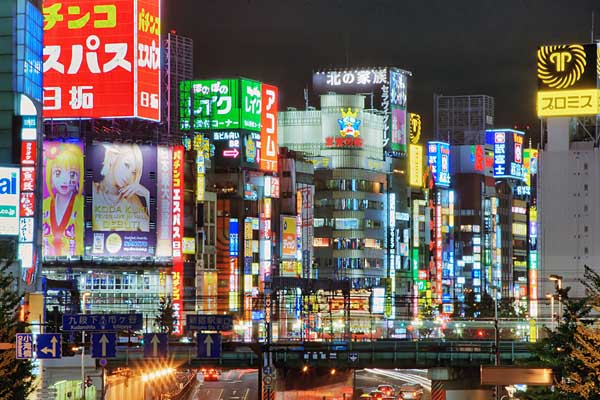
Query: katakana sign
[[179, 79, 262, 132], [43, 0, 161, 121]]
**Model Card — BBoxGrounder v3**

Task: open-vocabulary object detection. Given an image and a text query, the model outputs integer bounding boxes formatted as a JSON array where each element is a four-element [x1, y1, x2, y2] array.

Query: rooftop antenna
[[304, 88, 309, 110], [592, 11, 595, 42]]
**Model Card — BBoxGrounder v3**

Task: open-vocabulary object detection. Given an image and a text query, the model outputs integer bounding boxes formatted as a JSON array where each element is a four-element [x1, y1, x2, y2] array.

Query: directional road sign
[[348, 352, 359, 363], [197, 333, 221, 358], [36, 333, 61, 359], [187, 314, 233, 331], [62, 313, 143, 331], [144, 333, 168, 358], [15, 333, 33, 359], [91, 333, 117, 359]]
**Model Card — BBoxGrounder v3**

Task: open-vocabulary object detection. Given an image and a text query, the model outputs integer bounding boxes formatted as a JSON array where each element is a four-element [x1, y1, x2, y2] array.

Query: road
[[188, 369, 257, 400], [185, 368, 430, 400]]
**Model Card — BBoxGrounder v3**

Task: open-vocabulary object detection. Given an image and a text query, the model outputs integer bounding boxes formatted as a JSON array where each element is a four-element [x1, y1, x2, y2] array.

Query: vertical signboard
[[0, 168, 20, 235], [389, 69, 407, 153], [42, 0, 161, 120], [281, 216, 297, 260], [427, 142, 451, 188], [156, 145, 172, 257], [42, 141, 84, 257], [260, 84, 279, 173], [486, 129, 524, 180], [171, 145, 184, 335], [408, 144, 423, 187], [86, 143, 156, 256]]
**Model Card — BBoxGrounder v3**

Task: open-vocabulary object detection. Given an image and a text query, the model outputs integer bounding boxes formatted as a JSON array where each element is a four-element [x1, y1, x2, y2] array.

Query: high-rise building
[[164, 32, 193, 138], [434, 95, 495, 145], [0, 0, 43, 290]]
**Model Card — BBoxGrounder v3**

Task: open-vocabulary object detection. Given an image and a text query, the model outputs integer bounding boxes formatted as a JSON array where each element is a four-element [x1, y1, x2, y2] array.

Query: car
[[398, 383, 423, 400], [376, 385, 395, 397], [200, 368, 219, 381], [368, 390, 386, 400]]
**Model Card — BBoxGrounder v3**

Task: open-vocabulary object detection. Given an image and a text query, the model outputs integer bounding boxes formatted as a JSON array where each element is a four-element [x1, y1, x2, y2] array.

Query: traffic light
[[477, 330, 484, 338]]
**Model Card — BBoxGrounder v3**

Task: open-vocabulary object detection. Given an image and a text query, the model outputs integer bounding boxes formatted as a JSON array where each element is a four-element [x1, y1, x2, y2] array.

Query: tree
[[155, 296, 175, 336], [517, 266, 598, 400], [0, 244, 35, 400]]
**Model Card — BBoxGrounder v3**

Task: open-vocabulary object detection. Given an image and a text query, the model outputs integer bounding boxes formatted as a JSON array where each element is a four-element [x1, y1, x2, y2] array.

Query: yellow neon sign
[[537, 44, 586, 89], [408, 144, 423, 187], [537, 89, 600, 117]]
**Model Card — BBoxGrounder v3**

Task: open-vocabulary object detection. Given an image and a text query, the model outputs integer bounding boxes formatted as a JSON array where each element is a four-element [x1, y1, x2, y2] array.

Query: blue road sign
[[143, 333, 168, 358], [186, 314, 233, 331], [197, 333, 221, 358], [62, 313, 143, 331], [15, 333, 33, 359], [36, 334, 61, 359], [91, 333, 117, 359]]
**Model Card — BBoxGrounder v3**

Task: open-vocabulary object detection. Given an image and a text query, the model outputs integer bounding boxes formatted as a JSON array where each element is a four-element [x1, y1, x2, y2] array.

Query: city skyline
[[168, 0, 599, 143]]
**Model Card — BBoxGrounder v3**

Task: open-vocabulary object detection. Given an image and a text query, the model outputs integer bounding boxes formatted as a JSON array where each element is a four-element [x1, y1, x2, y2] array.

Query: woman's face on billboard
[[113, 152, 139, 188], [52, 166, 79, 196]]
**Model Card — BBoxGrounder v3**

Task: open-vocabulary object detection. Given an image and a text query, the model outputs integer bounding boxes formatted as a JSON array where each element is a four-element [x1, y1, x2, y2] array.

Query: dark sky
[[167, 0, 599, 143]]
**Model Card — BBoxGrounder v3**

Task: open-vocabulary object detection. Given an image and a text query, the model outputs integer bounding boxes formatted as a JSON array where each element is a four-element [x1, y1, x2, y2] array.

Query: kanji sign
[[186, 314, 233, 331], [485, 129, 524, 180], [15, 333, 34, 359], [42, 0, 161, 121], [62, 313, 143, 331]]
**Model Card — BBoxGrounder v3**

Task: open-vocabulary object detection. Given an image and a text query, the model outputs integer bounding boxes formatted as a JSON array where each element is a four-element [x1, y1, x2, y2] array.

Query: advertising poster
[[86, 143, 156, 256], [281, 216, 297, 260], [42, 141, 84, 256], [43, 0, 161, 120], [391, 107, 407, 152], [0, 167, 20, 235]]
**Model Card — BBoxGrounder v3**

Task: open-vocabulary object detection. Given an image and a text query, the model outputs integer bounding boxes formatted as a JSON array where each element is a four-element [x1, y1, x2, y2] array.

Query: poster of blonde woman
[[42, 141, 84, 257], [86, 143, 156, 257]]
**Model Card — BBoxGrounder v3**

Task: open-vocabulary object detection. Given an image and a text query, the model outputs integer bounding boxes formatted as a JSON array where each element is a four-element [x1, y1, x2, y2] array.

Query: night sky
[[168, 0, 599, 143]]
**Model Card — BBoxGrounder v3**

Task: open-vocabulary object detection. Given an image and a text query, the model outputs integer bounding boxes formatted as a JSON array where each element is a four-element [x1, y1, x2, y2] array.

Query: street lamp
[[81, 292, 91, 400], [549, 275, 563, 322], [546, 294, 555, 330]]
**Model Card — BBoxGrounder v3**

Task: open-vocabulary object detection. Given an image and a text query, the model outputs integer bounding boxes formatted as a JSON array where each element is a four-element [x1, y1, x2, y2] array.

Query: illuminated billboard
[[523, 149, 538, 188], [0, 167, 20, 235], [409, 113, 422, 144], [42, 141, 84, 257], [260, 84, 279, 173], [85, 143, 156, 256], [209, 130, 260, 169], [179, 79, 262, 132], [281, 216, 296, 260], [536, 43, 599, 117], [42, 0, 161, 121], [486, 129, 524, 180], [312, 67, 410, 157], [156, 145, 172, 257], [172, 145, 184, 335], [408, 144, 423, 187], [427, 142, 451, 188]]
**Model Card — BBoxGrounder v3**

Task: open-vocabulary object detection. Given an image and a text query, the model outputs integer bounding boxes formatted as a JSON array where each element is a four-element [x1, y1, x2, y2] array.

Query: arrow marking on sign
[[223, 148, 240, 158], [204, 335, 214, 356], [99, 334, 109, 357], [151, 334, 160, 357], [41, 336, 58, 357]]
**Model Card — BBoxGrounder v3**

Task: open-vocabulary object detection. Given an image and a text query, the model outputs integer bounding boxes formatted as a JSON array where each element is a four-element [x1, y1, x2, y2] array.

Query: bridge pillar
[[428, 367, 494, 400]]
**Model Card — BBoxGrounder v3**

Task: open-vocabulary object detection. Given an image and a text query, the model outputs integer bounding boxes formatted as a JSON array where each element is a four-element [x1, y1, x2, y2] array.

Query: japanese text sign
[[179, 79, 262, 132], [408, 144, 423, 187], [16, 333, 34, 359], [427, 142, 451, 188], [537, 88, 600, 117], [486, 129, 524, 180], [43, 0, 161, 121], [62, 313, 143, 330], [186, 314, 233, 331], [172, 145, 184, 336], [260, 84, 279, 172]]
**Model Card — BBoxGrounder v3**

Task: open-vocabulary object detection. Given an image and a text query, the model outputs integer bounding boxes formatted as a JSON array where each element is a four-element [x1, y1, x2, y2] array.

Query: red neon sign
[[325, 136, 364, 148], [260, 84, 279, 173], [42, 0, 161, 121]]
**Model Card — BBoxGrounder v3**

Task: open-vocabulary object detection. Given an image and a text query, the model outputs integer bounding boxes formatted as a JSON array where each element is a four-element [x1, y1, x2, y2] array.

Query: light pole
[[546, 294, 555, 330], [81, 291, 91, 400], [549, 275, 563, 322]]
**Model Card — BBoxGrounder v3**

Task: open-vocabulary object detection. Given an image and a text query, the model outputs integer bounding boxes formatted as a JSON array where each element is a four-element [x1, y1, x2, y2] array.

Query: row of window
[[334, 257, 384, 270], [316, 179, 384, 194], [313, 238, 384, 250], [315, 198, 384, 211], [314, 218, 383, 230]]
